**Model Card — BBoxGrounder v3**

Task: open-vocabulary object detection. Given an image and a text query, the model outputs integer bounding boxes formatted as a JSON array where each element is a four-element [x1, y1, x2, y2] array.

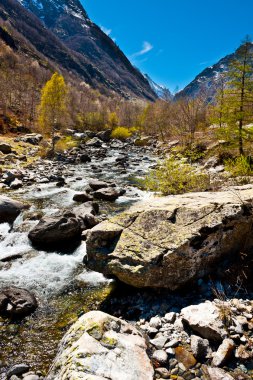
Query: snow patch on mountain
[[144, 74, 172, 99]]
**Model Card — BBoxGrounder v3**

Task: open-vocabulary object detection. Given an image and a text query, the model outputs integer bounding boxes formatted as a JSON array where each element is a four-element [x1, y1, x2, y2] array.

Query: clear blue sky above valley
[[82, 0, 253, 93]]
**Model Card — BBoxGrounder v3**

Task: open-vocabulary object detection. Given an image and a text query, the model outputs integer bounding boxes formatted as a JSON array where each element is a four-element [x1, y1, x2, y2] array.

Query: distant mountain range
[[0, 0, 156, 100]]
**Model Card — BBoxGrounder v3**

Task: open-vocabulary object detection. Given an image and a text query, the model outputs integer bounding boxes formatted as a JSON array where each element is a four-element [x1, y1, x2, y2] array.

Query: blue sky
[[82, 0, 253, 93]]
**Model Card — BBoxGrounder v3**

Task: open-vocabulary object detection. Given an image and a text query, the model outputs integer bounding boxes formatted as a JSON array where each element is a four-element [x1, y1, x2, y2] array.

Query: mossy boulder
[[46, 311, 154, 380], [86, 186, 253, 289]]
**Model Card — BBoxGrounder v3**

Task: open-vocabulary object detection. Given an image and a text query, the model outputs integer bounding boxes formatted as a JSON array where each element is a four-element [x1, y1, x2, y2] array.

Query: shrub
[[144, 157, 210, 195], [55, 136, 78, 152], [225, 155, 253, 177], [111, 127, 132, 140]]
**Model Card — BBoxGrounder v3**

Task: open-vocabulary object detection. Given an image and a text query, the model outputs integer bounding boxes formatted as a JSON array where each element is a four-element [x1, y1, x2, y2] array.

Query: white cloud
[[100, 26, 112, 36], [132, 41, 154, 57]]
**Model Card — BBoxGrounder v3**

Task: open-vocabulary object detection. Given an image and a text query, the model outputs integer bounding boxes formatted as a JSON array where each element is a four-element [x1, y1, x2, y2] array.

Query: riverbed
[[0, 142, 157, 374]]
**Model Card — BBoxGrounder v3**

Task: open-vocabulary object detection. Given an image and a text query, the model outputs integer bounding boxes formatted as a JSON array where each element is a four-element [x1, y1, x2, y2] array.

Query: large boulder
[[28, 212, 82, 249], [0, 287, 37, 318], [46, 311, 154, 380], [0, 195, 28, 224], [86, 186, 253, 289]]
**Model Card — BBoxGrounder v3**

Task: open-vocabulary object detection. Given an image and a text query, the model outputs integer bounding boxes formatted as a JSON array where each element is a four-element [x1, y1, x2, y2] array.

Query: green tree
[[38, 72, 67, 155], [213, 38, 253, 155]]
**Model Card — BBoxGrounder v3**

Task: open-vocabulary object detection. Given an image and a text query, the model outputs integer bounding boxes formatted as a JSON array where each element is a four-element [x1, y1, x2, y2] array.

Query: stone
[[93, 187, 126, 201], [0, 143, 12, 154], [89, 179, 112, 191], [150, 316, 162, 328], [73, 192, 93, 203], [152, 350, 168, 366], [0, 287, 37, 318], [97, 129, 111, 142], [46, 311, 154, 380], [175, 346, 197, 370], [73, 202, 99, 229], [150, 336, 169, 350], [28, 212, 82, 249], [86, 137, 102, 147], [20, 134, 42, 145], [0, 293, 8, 313], [23, 376, 40, 380], [7, 364, 29, 378], [212, 339, 235, 367], [235, 344, 252, 360], [164, 312, 176, 324], [205, 367, 234, 380], [79, 153, 91, 163], [86, 187, 253, 289], [190, 335, 211, 360], [181, 302, 227, 341], [0, 196, 28, 224], [10, 179, 23, 190], [155, 367, 170, 379]]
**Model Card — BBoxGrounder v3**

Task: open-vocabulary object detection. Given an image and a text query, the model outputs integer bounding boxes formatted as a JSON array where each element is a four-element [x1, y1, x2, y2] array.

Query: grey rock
[[181, 302, 227, 341], [86, 137, 102, 147], [164, 312, 176, 324], [7, 364, 29, 378], [93, 187, 125, 201], [0, 196, 28, 224], [10, 179, 23, 190], [149, 316, 162, 328], [46, 311, 154, 380], [28, 212, 82, 249], [89, 179, 113, 191], [72, 192, 93, 203], [152, 350, 168, 365], [212, 338, 235, 367], [150, 336, 169, 349], [190, 335, 211, 359], [205, 367, 234, 380], [0, 287, 37, 318], [155, 367, 170, 379], [86, 187, 253, 288]]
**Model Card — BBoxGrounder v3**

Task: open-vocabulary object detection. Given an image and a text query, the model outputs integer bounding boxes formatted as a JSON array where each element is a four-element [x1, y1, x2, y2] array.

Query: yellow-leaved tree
[[38, 73, 68, 155]]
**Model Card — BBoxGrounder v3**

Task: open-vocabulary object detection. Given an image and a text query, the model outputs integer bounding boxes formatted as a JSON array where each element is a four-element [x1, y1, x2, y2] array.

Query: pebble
[[152, 350, 168, 365]]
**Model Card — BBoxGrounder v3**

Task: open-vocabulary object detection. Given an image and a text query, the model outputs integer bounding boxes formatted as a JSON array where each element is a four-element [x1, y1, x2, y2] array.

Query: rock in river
[[0, 287, 37, 318], [86, 186, 253, 289], [0, 195, 28, 224], [46, 310, 154, 380], [28, 212, 82, 249]]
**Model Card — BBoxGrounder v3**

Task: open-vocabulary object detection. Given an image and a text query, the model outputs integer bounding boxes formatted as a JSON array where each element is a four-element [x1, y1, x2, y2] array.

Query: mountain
[[13, 0, 156, 100], [144, 74, 172, 100], [174, 53, 235, 101]]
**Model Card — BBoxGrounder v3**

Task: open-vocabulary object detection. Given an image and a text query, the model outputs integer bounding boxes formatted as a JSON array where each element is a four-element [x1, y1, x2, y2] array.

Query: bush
[[55, 136, 78, 152], [144, 157, 210, 195], [225, 155, 253, 177], [110, 127, 132, 140]]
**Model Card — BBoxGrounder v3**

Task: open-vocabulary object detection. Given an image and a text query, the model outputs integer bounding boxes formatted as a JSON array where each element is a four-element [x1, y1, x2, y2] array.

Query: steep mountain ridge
[[144, 74, 172, 99], [175, 53, 234, 100], [15, 0, 156, 100]]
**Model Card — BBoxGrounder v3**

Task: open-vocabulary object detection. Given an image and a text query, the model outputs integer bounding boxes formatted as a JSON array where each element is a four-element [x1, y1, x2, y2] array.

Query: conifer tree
[[213, 37, 253, 155], [38, 72, 67, 155]]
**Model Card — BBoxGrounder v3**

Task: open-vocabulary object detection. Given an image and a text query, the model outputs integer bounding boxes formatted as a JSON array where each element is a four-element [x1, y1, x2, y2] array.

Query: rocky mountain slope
[[144, 74, 172, 99], [175, 52, 235, 100], [13, 0, 156, 100]]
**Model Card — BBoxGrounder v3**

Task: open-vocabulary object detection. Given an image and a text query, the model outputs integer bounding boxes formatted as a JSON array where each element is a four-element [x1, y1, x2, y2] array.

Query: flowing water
[[0, 144, 156, 374]]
